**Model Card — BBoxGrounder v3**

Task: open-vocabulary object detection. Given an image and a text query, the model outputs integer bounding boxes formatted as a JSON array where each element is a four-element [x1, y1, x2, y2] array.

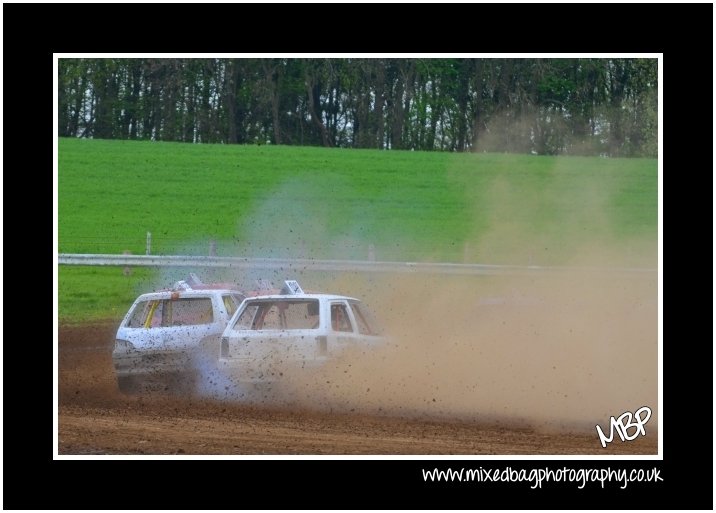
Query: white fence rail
[[58, 253, 656, 276]]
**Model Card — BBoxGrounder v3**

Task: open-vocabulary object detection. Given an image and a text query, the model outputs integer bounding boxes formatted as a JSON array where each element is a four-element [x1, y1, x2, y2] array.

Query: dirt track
[[57, 322, 657, 456]]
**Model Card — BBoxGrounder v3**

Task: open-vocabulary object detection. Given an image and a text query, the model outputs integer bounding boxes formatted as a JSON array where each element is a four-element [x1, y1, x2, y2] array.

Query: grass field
[[57, 138, 657, 322]]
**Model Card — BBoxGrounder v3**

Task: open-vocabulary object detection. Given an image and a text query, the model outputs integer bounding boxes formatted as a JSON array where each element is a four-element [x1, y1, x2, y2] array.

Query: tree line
[[58, 58, 657, 157]]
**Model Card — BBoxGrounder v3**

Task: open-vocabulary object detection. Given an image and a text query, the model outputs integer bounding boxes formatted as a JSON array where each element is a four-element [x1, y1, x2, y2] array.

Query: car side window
[[127, 298, 216, 328], [350, 303, 374, 335], [232, 300, 320, 330], [127, 300, 160, 328], [235, 304, 259, 329], [165, 298, 214, 326], [223, 295, 240, 316], [331, 304, 353, 333], [258, 305, 282, 329]]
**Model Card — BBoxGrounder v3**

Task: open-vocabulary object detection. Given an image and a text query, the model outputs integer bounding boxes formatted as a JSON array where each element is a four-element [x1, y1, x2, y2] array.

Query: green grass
[[58, 266, 156, 323], [58, 138, 657, 322]]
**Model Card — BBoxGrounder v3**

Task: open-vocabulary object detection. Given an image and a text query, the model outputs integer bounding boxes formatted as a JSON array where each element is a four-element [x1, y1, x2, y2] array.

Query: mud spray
[[160, 157, 658, 435]]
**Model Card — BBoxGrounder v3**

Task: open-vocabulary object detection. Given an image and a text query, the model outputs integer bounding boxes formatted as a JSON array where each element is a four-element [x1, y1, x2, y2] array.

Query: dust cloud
[[191, 156, 658, 434], [252, 268, 657, 433]]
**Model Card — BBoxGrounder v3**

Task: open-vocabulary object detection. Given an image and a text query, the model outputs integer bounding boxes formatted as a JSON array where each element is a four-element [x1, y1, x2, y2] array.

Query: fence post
[[209, 239, 217, 256], [122, 250, 132, 276], [368, 244, 375, 262], [146, 232, 152, 255]]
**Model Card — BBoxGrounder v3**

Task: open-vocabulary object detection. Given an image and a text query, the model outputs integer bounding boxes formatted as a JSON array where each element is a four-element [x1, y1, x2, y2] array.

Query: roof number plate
[[281, 280, 304, 295]]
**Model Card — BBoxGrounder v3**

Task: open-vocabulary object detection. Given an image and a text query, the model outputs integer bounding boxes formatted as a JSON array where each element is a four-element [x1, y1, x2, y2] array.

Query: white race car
[[112, 275, 246, 393], [218, 280, 385, 384]]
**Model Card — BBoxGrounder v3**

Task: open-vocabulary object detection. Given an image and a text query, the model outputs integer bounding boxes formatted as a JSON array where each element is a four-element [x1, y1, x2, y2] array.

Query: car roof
[[134, 289, 242, 301], [242, 293, 360, 302]]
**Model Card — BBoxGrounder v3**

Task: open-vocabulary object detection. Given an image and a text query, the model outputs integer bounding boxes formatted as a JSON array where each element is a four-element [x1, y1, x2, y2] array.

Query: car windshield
[[126, 297, 214, 328], [232, 299, 319, 330]]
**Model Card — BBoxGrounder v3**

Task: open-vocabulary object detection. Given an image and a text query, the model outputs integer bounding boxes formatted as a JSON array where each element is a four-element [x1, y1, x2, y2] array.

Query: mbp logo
[[596, 406, 652, 448]]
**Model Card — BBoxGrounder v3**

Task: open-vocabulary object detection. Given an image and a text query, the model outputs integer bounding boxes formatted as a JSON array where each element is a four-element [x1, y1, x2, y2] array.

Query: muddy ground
[[57, 321, 657, 456]]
